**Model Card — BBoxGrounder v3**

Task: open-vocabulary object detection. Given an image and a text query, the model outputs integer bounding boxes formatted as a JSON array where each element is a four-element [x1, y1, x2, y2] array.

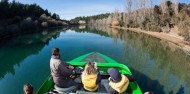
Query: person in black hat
[[23, 83, 34, 94], [104, 68, 130, 94]]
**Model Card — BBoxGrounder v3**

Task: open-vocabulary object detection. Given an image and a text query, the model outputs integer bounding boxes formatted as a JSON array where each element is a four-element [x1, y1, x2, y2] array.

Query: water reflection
[[70, 26, 110, 37], [0, 27, 67, 79], [73, 26, 190, 93], [0, 26, 190, 94]]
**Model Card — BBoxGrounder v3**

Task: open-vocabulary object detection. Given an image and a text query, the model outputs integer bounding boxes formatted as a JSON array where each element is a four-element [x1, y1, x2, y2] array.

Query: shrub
[[178, 18, 190, 42], [39, 14, 48, 22], [47, 19, 58, 27], [0, 25, 5, 34], [41, 22, 48, 28], [20, 17, 36, 31], [6, 24, 20, 33], [111, 20, 120, 26]]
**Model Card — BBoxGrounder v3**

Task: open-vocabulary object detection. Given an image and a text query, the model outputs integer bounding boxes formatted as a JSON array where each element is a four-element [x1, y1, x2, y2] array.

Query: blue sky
[[12, 0, 190, 20]]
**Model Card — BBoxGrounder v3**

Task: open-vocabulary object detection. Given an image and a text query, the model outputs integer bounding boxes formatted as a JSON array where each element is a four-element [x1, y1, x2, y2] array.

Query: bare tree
[[125, 0, 132, 13], [106, 15, 112, 25], [160, 0, 168, 14], [124, 0, 132, 23], [149, 0, 154, 21], [171, 0, 179, 16], [113, 8, 120, 21]]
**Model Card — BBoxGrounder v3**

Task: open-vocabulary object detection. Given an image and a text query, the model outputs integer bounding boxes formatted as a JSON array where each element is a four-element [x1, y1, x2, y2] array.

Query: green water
[[0, 26, 190, 94]]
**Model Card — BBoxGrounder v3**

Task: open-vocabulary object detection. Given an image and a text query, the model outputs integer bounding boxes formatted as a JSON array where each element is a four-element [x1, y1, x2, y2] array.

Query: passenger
[[23, 83, 34, 94], [106, 68, 129, 94], [50, 47, 77, 88], [81, 62, 101, 92]]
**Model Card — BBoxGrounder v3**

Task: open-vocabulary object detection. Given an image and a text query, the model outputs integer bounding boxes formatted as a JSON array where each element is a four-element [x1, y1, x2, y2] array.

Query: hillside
[[71, 1, 190, 43], [0, 0, 69, 39]]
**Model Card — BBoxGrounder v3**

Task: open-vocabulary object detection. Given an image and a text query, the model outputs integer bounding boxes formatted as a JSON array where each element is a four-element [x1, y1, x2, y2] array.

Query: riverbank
[[111, 26, 190, 54]]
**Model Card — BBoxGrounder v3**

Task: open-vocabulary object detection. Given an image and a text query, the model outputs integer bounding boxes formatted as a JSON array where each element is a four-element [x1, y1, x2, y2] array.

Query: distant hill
[[70, 13, 110, 24]]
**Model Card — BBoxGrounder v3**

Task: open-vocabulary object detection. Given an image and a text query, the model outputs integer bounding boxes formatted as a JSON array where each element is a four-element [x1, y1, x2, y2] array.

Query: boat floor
[[81, 52, 107, 63]]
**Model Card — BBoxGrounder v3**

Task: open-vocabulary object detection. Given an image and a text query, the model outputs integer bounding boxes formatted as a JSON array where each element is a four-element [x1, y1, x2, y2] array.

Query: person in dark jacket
[[23, 83, 34, 94], [50, 47, 76, 88]]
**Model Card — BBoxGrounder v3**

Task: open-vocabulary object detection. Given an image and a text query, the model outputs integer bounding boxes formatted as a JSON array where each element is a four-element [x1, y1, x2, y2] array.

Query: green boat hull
[[37, 52, 142, 94]]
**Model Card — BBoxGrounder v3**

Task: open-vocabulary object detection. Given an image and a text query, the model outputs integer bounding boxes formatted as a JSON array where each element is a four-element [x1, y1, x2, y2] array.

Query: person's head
[[52, 47, 60, 56], [23, 83, 34, 94], [108, 68, 121, 82], [83, 62, 97, 75]]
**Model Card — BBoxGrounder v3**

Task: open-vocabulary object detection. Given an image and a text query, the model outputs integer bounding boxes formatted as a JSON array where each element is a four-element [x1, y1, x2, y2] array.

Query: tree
[[113, 8, 119, 21], [160, 0, 168, 14], [172, 0, 179, 16]]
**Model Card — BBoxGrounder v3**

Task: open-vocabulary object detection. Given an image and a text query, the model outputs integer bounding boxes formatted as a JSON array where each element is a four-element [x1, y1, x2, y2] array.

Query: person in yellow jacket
[[81, 62, 101, 92], [107, 68, 129, 94]]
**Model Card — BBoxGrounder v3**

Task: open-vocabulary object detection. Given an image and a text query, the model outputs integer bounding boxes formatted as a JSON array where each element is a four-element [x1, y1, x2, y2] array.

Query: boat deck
[[81, 52, 107, 63]]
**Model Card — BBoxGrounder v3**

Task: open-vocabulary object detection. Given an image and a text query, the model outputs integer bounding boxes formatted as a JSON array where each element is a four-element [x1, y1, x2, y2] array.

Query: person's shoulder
[[50, 58, 62, 65]]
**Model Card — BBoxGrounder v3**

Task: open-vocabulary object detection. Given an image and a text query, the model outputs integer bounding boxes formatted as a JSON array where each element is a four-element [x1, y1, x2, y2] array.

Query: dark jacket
[[96, 70, 101, 84], [50, 55, 73, 87]]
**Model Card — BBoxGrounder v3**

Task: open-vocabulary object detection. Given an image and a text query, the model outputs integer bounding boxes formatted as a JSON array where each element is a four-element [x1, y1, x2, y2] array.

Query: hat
[[108, 68, 121, 82]]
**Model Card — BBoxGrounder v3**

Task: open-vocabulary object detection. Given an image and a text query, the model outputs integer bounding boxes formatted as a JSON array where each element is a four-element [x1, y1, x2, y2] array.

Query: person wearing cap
[[107, 68, 129, 94], [50, 47, 77, 88], [81, 62, 101, 92]]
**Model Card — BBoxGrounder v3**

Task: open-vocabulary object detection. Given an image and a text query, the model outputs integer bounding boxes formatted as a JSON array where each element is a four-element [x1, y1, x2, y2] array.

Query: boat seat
[[54, 85, 77, 93]]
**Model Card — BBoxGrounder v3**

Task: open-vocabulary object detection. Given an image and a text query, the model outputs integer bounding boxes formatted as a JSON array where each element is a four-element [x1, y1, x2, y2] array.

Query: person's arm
[[58, 60, 73, 76], [62, 61, 74, 69], [108, 86, 118, 94], [61, 61, 70, 66], [124, 74, 137, 82]]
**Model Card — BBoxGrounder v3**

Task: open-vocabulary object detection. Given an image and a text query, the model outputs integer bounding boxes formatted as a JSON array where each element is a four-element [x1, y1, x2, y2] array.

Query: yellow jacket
[[109, 74, 129, 93], [82, 73, 98, 91]]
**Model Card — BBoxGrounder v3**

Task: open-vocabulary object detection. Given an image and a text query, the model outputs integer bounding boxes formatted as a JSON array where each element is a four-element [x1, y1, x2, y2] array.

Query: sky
[[11, 0, 190, 20]]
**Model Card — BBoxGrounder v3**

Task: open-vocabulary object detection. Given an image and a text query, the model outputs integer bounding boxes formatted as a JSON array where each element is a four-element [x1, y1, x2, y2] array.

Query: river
[[0, 26, 190, 94]]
